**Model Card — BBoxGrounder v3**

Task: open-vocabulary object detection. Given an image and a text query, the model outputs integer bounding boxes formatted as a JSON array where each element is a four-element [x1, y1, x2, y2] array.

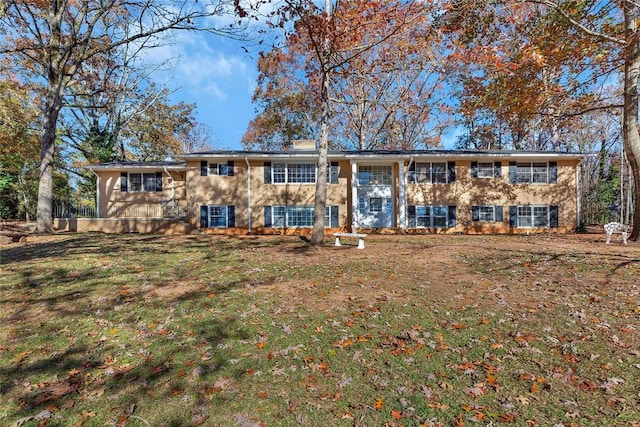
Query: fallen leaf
[[373, 398, 384, 410]]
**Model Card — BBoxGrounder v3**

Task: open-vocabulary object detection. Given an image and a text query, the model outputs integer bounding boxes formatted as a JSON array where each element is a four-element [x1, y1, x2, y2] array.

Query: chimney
[[292, 139, 316, 150]]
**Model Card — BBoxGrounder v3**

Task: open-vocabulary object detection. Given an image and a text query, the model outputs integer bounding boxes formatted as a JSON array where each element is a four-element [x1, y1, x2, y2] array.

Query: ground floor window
[[200, 205, 235, 228], [509, 205, 558, 228], [408, 205, 456, 228], [264, 205, 339, 228], [472, 205, 504, 222]]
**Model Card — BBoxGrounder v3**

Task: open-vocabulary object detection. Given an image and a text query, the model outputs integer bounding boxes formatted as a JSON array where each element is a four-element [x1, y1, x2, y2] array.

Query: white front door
[[356, 165, 394, 228]]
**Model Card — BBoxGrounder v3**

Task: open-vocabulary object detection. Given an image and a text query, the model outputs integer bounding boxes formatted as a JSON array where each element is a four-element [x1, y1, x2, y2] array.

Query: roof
[[86, 161, 186, 171], [179, 149, 587, 161], [86, 149, 587, 170]]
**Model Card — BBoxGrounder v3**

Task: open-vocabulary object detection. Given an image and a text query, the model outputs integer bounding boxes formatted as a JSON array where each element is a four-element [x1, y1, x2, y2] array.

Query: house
[[64, 144, 586, 235]]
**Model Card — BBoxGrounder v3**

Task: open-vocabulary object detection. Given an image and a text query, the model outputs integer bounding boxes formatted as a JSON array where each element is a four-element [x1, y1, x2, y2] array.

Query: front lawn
[[1, 233, 638, 426]]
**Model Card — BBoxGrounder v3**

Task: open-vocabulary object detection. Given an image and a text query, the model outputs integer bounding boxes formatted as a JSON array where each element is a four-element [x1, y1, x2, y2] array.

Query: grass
[[1, 233, 639, 426]]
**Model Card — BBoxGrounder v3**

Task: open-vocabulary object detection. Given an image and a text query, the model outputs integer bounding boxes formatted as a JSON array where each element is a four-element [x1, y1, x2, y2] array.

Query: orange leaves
[[373, 398, 385, 410]]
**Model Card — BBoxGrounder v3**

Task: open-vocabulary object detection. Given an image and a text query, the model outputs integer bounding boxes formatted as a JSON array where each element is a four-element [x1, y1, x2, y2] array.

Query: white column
[[398, 161, 406, 229], [351, 160, 359, 231]]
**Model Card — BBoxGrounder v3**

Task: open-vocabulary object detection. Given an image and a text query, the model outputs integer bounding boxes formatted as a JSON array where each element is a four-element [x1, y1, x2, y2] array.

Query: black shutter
[[447, 161, 456, 183], [330, 162, 339, 184], [509, 162, 517, 184], [227, 205, 235, 227], [408, 205, 416, 227], [200, 206, 208, 228], [330, 205, 339, 227], [495, 206, 504, 222], [471, 162, 478, 178], [200, 161, 208, 176], [448, 205, 457, 228], [264, 206, 272, 227], [155, 172, 163, 192], [494, 161, 502, 178], [227, 160, 234, 176], [120, 173, 128, 192], [550, 205, 559, 228], [472, 206, 480, 222], [509, 206, 517, 228], [264, 162, 272, 184], [549, 162, 557, 183], [408, 162, 416, 184]]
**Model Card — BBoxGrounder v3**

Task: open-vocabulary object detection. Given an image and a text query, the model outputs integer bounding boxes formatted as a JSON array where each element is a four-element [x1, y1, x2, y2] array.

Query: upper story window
[[200, 160, 234, 177], [358, 165, 392, 186], [120, 172, 162, 192], [408, 161, 456, 184], [509, 162, 557, 184], [263, 161, 338, 185], [471, 161, 502, 179], [263, 162, 316, 184]]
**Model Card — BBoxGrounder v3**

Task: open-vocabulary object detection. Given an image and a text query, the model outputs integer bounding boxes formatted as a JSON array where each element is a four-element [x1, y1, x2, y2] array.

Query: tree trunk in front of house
[[36, 93, 62, 233], [310, 0, 332, 246], [623, 2, 640, 240]]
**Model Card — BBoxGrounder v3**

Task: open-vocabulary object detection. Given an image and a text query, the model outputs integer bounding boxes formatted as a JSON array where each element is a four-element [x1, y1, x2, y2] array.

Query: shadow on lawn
[[0, 234, 264, 424]]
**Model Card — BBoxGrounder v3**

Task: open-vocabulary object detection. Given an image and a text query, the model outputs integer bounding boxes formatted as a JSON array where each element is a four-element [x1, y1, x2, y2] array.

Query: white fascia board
[[86, 164, 186, 172]]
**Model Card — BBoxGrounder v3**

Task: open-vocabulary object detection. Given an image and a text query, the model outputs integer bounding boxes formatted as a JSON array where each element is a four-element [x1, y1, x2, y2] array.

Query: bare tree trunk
[[623, 2, 640, 239], [36, 98, 60, 233]]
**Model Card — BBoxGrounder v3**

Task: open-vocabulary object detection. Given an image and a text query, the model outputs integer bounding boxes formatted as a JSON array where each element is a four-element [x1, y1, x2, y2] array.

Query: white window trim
[[413, 205, 449, 228], [410, 162, 449, 184], [268, 205, 337, 228], [271, 163, 317, 184], [516, 162, 549, 184], [477, 205, 497, 222], [516, 205, 550, 228], [476, 162, 494, 179], [206, 205, 229, 228], [128, 172, 159, 192]]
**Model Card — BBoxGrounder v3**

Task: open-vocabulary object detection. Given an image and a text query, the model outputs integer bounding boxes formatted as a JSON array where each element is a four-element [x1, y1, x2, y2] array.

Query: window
[[288, 163, 316, 183], [408, 205, 456, 228], [200, 161, 234, 177], [358, 165, 392, 185], [264, 205, 339, 228], [121, 172, 162, 192], [267, 163, 316, 184], [369, 197, 382, 212], [472, 205, 504, 222], [509, 162, 557, 184], [471, 161, 502, 179], [200, 205, 235, 228], [209, 206, 228, 227], [477, 162, 494, 178], [408, 162, 456, 184], [509, 205, 558, 228]]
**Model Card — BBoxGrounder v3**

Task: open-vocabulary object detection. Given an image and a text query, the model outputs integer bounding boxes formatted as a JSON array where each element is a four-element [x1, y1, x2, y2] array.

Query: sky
[[150, 30, 261, 151]]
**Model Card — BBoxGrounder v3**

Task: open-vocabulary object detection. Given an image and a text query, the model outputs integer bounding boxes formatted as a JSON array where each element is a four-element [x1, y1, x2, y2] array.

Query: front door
[[356, 165, 394, 228]]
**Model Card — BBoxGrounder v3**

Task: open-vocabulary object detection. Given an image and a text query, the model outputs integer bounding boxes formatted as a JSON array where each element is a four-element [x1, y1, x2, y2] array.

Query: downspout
[[245, 157, 252, 233], [90, 168, 100, 218], [163, 167, 175, 207], [576, 158, 584, 230]]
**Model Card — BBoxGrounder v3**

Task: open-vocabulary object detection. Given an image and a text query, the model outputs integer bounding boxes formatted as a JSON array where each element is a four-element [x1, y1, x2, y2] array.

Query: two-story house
[[74, 144, 585, 235]]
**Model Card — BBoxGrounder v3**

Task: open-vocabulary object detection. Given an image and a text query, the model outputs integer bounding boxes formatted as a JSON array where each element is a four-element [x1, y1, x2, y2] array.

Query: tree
[[444, 1, 613, 151], [244, 1, 447, 150], [1, 0, 244, 233], [241, 0, 432, 244], [441, 0, 638, 237], [0, 78, 40, 220]]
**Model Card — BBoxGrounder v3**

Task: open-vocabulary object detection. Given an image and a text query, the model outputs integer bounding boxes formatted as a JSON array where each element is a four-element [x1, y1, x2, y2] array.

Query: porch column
[[398, 160, 406, 229], [351, 160, 359, 231]]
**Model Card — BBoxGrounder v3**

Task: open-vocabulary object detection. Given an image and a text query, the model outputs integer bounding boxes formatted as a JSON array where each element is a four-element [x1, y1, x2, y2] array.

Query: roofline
[[178, 149, 587, 161], [86, 162, 186, 171]]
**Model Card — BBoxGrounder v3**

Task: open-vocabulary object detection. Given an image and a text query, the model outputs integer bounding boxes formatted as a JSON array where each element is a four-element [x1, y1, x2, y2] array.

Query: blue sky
[[150, 30, 262, 150]]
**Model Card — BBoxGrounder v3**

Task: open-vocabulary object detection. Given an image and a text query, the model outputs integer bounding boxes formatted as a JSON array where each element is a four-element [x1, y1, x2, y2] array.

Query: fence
[[53, 204, 96, 218]]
